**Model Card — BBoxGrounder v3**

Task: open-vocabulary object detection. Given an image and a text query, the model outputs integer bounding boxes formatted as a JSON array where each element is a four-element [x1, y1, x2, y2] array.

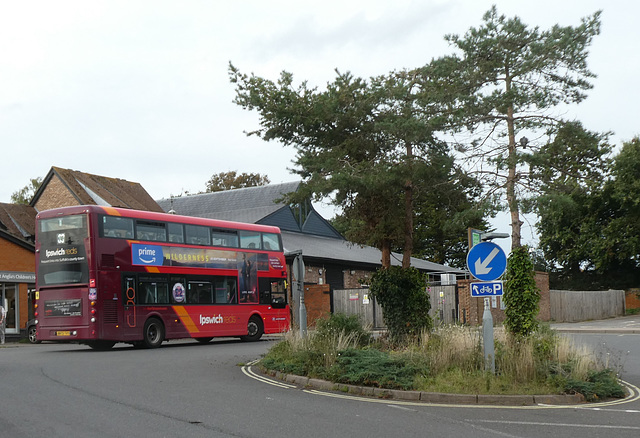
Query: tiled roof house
[[31, 166, 163, 213]]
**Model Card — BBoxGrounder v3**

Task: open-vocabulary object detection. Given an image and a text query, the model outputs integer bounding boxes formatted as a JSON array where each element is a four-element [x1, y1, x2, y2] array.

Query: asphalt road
[[0, 329, 639, 438]]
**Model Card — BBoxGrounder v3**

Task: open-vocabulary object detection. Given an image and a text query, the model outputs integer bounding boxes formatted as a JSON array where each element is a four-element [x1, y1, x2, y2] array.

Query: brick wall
[[295, 263, 374, 290], [0, 237, 35, 329], [343, 269, 373, 289], [626, 289, 640, 310], [303, 284, 331, 327], [34, 175, 79, 211]]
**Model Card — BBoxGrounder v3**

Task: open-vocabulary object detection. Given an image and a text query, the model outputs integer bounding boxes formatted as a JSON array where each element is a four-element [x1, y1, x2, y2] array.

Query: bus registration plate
[[56, 331, 71, 336]]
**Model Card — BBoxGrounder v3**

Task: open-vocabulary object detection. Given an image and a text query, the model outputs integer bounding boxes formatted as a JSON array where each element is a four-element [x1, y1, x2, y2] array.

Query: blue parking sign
[[470, 281, 503, 297]]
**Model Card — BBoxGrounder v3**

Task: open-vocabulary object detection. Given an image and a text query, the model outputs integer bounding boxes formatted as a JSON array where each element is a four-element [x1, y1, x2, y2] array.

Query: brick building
[[0, 203, 37, 339], [32, 166, 162, 213]]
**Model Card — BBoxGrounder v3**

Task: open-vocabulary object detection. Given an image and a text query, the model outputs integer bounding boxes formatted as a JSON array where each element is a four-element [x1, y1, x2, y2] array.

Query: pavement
[[550, 313, 640, 334]]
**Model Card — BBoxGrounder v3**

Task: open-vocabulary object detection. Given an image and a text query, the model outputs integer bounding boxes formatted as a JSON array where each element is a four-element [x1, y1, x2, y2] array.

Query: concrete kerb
[[262, 368, 586, 406]]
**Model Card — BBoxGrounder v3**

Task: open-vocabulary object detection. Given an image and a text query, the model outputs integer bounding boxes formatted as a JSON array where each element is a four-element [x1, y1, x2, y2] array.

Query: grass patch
[[260, 314, 625, 400]]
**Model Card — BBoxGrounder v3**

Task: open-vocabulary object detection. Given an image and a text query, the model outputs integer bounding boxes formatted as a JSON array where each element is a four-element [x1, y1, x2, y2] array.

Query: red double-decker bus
[[34, 205, 290, 349]]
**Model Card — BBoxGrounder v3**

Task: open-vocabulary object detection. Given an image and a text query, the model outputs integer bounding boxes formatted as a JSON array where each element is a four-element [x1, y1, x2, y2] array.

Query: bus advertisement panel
[[34, 205, 290, 349]]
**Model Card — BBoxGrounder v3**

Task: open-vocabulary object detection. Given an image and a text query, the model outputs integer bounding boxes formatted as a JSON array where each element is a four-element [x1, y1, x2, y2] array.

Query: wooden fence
[[332, 283, 457, 329], [332, 288, 385, 329], [550, 289, 625, 322]]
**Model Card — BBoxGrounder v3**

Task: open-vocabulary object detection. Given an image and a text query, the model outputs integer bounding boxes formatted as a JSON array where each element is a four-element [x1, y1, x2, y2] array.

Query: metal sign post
[[482, 298, 495, 374], [292, 253, 307, 338]]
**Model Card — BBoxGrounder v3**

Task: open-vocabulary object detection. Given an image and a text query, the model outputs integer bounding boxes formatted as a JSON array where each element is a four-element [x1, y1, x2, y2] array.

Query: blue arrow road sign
[[470, 281, 503, 297], [466, 241, 507, 281]]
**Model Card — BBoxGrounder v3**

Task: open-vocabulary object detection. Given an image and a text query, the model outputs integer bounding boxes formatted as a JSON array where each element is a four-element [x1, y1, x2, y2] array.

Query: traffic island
[[264, 368, 586, 406]]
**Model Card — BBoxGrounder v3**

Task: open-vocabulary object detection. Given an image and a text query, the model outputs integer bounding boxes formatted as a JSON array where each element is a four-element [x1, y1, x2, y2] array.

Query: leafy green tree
[[503, 246, 540, 337], [230, 64, 467, 268], [205, 171, 270, 192], [11, 177, 42, 204], [593, 137, 640, 288], [442, 7, 602, 250], [527, 122, 612, 288]]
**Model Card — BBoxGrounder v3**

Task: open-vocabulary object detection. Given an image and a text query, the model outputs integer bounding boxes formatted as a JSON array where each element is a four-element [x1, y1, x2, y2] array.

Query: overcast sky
[[1, 0, 638, 249]]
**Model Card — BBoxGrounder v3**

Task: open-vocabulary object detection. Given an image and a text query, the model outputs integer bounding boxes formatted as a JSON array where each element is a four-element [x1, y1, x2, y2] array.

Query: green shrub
[[370, 266, 432, 343], [565, 369, 626, 402], [327, 348, 426, 390], [503, 246, 540, 337]]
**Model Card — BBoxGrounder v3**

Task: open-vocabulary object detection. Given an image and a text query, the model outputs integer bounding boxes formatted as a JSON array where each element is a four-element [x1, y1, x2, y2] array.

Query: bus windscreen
[[37, 214, 89, 286]]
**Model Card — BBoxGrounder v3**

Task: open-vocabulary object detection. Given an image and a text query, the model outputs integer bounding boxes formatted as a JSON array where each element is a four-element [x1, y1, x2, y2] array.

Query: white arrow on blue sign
[[466, 241, 507, 281], [470, 281, 503, 297]]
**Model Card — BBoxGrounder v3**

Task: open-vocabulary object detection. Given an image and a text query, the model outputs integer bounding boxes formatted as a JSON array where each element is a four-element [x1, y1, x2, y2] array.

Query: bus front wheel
[[143, 318, 164, 348], [241, 316, 263, 342]]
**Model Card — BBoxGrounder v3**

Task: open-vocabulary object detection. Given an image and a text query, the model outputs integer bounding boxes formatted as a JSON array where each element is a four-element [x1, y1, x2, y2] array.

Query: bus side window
[[211, 229, 238, 248], [139, 277, 169, 304], [215, 277, 237, 303], [262, 233, 281, 251], [188, 281, 213, 304], [136, 221, 167, 242], [186, 225, 211, 246], [271, 279, 287, 308], [168, 223, 184, 243], [239, 231, 261, 249], [103, 215, 134, 239], [187, 283, 198, 304]]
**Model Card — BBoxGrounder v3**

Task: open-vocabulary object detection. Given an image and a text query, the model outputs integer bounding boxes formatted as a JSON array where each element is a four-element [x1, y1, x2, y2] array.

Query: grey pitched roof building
[[157, 182, 464, 277]]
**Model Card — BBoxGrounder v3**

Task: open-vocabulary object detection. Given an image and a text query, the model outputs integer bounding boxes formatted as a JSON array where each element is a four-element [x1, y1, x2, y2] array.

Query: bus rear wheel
[[241, 316, 263, 342], [143, 318, 164, 348]]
